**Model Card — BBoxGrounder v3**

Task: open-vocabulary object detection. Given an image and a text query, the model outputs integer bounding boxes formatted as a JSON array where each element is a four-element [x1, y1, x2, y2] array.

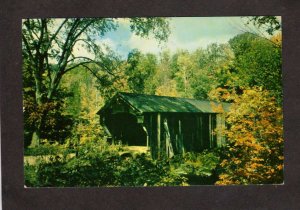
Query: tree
[[125, 50, 158, 94], [22, 18, 170, 147], [172, 50, 196, 98], [61, 66, 105, 144], [191, 43, 234, 100], [154, 51, 180, 97], [23, 56, 74, 146], [215, 88, 283, 185], [228, 32, 282, 103]]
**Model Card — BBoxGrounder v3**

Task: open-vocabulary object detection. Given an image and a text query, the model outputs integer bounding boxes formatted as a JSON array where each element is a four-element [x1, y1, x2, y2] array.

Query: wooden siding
[[142, 113, 221, 159]]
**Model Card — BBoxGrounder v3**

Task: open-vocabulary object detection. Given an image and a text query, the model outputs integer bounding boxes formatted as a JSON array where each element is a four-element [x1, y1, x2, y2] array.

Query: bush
[[170, 151, 220, 185], [24, 140, 187, 187], [24, 143, 63, 156]]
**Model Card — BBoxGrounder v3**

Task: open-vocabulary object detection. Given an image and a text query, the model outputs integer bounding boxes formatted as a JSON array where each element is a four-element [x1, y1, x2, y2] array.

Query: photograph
[[22, 16, 283, 187]]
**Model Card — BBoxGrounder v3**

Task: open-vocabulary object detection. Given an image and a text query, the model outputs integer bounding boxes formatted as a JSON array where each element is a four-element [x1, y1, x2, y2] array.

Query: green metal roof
[[99, 92, 230, 114]]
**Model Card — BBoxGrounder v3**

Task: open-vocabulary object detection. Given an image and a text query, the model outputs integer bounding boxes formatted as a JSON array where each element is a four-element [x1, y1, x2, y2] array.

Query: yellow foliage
[[155, 80, 180, 97], [270, 32, 282, 46], [215, 88, 283, 185]]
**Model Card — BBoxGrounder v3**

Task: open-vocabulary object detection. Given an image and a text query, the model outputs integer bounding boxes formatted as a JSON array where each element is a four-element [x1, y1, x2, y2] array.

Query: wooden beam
[[199, 115, 203, 149], [149, 114, 153, 157], [164, 118, 174, 158], [157, 113, 161, 158], [209, 114, 212, 148], [178, 119, 184, 154], [143, 126, 149, 148]]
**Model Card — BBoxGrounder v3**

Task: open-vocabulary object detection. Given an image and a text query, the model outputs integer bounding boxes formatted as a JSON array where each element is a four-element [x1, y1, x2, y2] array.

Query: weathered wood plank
[[157, 113, 161, 158], [199, 115, 203, 150], [178, 119, 184, 154], [208, 114, 213, 148]]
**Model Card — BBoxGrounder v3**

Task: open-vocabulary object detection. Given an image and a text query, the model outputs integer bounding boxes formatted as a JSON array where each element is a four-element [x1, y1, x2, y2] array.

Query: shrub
[[24, 140, 187, 187], [24, 142, 63, 156], [170, 151, 220, 185]]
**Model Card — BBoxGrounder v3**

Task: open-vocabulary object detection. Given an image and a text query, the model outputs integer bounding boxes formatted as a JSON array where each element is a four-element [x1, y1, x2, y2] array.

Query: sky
[[71, 16, 281, 59], [91, 17, 250, 58]]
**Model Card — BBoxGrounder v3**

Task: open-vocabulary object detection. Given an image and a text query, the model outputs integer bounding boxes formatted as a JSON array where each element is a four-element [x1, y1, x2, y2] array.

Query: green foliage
[[60, 66, 106, 144], [191, 44, 234, 100], [24, 164, 38, 186], [228, 33, 282, 103], [129, 18, 170, 42], [24, 140, 187, 187], [125, 49, 158, 94], [171, 152, 220, 178], [173, 50, 196, 98], [120, 44, 234, 100], [24, 142, 65, 156]]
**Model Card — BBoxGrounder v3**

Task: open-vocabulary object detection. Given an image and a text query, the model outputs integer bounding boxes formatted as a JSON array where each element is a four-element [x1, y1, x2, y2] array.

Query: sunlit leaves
[[215, 88, 283, 185]]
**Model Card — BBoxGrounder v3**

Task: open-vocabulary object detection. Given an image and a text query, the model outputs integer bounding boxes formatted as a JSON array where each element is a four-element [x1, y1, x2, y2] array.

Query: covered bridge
[[97, 92, 230, 159]]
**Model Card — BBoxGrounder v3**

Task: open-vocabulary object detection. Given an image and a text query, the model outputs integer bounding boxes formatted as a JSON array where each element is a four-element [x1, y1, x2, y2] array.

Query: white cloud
[[125, 29, 234, 55], [50, 17, 243, 62], [126, 34, 163, 54], [72, 37, 118, 59], [163, 34, 233, 53], [120, 17, 244, 56]]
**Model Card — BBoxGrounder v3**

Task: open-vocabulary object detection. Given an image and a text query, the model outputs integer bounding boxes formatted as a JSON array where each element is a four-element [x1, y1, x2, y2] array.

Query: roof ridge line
[[118, 92, 215, 102]]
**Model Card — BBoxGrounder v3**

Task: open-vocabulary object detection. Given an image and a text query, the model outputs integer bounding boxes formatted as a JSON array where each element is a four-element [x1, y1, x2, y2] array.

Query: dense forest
[[23, 17, 283, 186]]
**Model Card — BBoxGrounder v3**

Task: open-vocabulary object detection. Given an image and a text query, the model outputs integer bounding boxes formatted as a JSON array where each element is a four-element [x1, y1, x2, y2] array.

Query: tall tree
[[191, 43, 234, 100], [125, 50, 158, 94], [22, 18, 170, 147], [61, 66, 105, 143], [172, 50, 196, 98], [154, 51, 180, 97], [228, 32, 282, 103]]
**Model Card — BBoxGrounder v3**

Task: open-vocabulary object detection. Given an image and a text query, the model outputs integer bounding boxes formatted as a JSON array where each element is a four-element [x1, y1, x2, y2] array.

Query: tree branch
[[22, 34, 35, 65], [26, 19, 40, 40], [64, 61, 92, 73], [73, 38, 97, 54], [65, 56, 115, 76], [57, 18, 81, 68], [45, 18, 69, 52], [81, 64, 104, 82], [73, 19, 97, 41]]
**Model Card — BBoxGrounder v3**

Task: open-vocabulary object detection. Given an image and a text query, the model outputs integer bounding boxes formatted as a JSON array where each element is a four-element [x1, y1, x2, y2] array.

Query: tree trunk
[[29, 106, 50, 148], [29, 83, 45, 147]]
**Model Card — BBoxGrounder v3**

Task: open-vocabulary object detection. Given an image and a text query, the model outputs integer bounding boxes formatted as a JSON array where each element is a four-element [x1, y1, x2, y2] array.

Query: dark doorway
[[106, 113, 147, 146]]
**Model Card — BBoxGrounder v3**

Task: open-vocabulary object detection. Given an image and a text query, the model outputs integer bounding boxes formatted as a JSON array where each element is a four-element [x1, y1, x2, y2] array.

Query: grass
[[24, 153, 76, 165], [122, 146, 149, 153], [24, 146, 148, 165]]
